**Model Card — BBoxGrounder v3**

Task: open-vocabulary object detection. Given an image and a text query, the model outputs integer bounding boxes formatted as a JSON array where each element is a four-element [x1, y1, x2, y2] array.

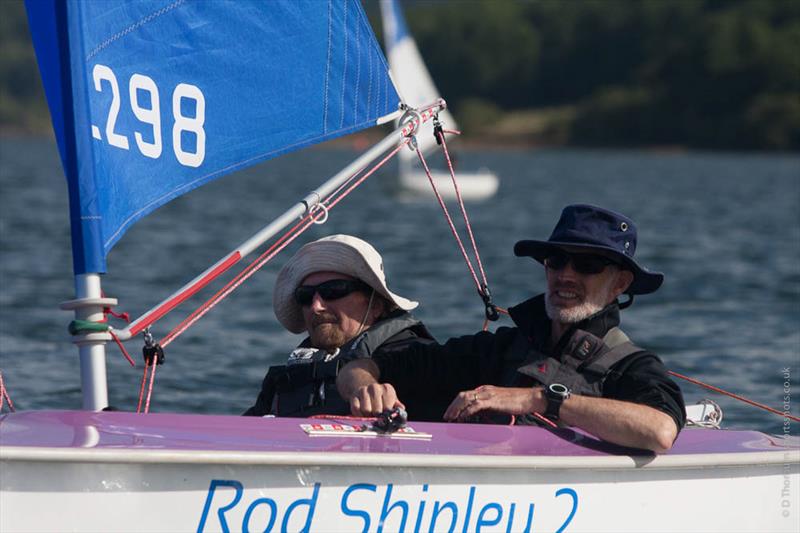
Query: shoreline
[[2, 128, 797, 156]]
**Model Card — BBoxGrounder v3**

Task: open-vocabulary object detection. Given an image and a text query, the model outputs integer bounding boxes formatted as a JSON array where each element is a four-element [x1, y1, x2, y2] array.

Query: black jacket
[[244, 310, 448, 420], [373, 295, 686, 431]]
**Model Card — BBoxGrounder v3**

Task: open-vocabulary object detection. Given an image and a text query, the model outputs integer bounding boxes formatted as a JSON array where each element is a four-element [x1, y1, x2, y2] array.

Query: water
[[1, 139, 798, 436]]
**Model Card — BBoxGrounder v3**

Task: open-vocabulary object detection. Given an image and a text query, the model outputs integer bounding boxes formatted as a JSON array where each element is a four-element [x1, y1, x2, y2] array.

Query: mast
[[61, 275, 115, 410], [23, 0, 112, 410]]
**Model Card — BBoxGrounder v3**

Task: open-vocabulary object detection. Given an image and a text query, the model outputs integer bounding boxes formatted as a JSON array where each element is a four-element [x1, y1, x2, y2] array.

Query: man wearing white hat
[[244, 234, 443, 419]]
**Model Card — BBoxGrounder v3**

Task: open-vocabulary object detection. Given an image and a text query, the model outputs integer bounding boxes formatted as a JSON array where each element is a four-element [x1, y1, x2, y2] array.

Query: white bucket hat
[[273, 234, 418, 333]]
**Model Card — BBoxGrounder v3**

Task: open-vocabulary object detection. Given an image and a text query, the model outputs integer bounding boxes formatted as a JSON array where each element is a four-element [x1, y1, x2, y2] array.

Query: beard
[[308, 313, 348, 352], [545, 280, 617, 325]]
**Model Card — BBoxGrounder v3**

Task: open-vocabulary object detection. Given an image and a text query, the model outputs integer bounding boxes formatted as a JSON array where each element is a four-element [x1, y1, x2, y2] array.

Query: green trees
[[0, 0, 48, 134], [397, 0, 800, 150], [3, 0, 798, 149]]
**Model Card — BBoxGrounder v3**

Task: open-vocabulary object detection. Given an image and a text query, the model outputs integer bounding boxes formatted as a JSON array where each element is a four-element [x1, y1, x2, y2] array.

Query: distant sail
[[380, 0, 457, 161], [25, 0, 400, 274]]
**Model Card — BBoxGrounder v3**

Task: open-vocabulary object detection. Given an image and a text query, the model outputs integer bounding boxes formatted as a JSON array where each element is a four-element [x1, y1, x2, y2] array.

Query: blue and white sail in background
[[380, 0, 457, 159], [380, 0, 498, 199], [25, 0, 400, 275]]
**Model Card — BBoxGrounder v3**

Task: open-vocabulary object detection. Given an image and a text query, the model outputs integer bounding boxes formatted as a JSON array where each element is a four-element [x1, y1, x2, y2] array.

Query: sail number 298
[[91, 64, 206, 168]]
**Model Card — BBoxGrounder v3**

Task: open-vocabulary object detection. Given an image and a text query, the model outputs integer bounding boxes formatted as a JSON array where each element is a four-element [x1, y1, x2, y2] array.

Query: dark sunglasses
[[294, 279, 370, 306], [543, 251, 620, 275]]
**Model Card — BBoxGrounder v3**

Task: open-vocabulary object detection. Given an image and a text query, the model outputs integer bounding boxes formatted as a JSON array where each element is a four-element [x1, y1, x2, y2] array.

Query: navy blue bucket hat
[[514, 204, 664, 295]]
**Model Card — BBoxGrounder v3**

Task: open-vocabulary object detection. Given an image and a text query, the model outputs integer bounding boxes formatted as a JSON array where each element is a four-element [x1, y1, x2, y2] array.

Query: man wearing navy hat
[[338, 204, 685, 452]]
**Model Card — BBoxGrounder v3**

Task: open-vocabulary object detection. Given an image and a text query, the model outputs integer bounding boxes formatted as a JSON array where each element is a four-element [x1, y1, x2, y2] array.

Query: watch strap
[[544, 392, 564, 421]]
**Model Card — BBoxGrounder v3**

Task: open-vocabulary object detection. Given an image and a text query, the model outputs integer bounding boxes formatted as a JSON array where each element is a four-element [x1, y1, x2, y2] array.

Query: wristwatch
[[544, 383, 571, 421]]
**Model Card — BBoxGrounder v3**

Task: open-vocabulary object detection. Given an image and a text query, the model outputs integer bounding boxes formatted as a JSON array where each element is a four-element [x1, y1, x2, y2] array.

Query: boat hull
[[1, 411, 798, 532], [398, 168, 500, 200]]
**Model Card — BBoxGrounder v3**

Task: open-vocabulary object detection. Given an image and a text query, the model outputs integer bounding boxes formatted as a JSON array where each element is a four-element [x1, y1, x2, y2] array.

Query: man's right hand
[[349, 382, 405, 416]]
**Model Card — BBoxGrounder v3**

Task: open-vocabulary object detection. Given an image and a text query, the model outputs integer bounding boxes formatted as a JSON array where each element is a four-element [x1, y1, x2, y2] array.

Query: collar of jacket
[[296, 309, 430, 358], [507, 294, 622, 353]]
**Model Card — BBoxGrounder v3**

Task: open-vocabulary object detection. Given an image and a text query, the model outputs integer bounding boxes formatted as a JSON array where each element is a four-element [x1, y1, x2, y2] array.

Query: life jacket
[[513, 326, 644, 397], [265, 313, 433, 417]]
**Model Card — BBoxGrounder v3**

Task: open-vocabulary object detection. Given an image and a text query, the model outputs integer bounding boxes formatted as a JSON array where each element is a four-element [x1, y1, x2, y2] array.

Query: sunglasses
[[294, 279, 370, 306], [543, 251, 619, 275]]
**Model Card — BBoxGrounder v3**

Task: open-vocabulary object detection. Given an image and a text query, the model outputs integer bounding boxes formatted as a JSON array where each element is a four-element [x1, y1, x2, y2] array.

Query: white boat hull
[[398, 167, 499, 201], [2, 411, 798, 532], [2, 449, 797, 532]]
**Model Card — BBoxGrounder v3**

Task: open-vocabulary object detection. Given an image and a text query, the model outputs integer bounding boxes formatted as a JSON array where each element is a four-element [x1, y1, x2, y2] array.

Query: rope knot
[[142, 329, 165, 366], [479, 284, 500, 322], [433, 116, 443, 146]]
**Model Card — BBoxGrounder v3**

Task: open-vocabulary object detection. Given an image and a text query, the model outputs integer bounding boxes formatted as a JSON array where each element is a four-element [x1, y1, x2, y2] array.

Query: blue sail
[[24, 0, 400, 275]]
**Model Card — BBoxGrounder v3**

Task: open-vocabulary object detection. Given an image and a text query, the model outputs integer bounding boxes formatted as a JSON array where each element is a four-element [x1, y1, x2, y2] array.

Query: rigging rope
[[413, 122, 499, 328], [0, 370, 15, 412], [669, 370, 799, 423], [136, 362, 149, 413], [436, 126, 491, 289], [143, 359, 158, 413]]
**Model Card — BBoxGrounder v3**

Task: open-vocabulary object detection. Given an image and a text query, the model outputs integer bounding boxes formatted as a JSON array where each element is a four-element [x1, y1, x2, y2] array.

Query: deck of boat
[[1, 410, 795, 467]]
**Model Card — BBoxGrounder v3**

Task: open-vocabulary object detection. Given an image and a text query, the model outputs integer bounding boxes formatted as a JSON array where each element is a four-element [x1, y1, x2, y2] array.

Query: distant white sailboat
[[380, 0, 499, 200]]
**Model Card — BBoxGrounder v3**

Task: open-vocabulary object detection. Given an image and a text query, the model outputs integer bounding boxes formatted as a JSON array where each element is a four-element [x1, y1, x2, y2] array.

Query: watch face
[[549, 383, 569, 397]]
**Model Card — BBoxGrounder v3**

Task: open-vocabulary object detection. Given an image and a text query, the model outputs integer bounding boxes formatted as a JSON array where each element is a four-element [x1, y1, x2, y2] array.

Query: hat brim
[[514, 239, 663, 295], [273, 239, 418, 333]]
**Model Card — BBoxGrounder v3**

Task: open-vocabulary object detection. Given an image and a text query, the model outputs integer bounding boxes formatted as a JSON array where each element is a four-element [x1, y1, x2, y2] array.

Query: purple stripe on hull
[[0, 410, 793, 456]]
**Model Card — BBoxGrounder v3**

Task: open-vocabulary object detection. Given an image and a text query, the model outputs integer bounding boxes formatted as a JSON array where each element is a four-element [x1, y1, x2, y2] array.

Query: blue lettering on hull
[[197, 481, 579, 532]]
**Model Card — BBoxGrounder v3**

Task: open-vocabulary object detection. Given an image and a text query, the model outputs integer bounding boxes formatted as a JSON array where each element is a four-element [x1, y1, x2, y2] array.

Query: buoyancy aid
[[263, 312, 433, 417], [513, 326, 644, 396]]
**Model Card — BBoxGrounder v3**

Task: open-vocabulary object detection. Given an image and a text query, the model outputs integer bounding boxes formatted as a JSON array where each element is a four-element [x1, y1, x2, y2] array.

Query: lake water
[[1, 138, 798, 436]]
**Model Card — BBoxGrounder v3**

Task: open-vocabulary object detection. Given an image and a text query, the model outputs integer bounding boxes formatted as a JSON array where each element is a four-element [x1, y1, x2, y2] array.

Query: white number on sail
[[92, 64, 130, 150], [172, 83, 206, 168], [91, 66, 206, 167], [129, 74, 162, 159]]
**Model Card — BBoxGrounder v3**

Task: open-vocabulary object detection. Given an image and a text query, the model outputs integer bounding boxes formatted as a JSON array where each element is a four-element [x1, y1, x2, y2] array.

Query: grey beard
[[544, 292, 604, 324]]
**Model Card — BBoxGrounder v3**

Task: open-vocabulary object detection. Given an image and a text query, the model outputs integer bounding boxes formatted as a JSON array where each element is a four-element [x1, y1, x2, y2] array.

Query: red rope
[[109, 331, 135, 367], [437, 129, 489, 289], [414, 145, 484, 294], [325, 140, 410, 210], [669, 371, 800, 423], [532, 412, 558, 428], [0, 371, 15, 412], [482, 306, 510, 331], [143, 358, 159, 413], [136, 361, 150, 413], [100, 303, 135, 367], [308, 414, 377, 422], [160, 214, 317, 347], [415, 128, 501, 328], [104, 307, 131, 323]]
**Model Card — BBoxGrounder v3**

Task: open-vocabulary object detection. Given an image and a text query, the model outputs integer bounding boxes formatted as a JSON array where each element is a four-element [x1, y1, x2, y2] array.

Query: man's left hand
[[443, 385, 545, 422]]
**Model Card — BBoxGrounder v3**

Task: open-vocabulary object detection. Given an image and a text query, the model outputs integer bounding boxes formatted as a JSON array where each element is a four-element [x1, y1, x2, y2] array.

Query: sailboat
[[380, 0, 500, 200], [1, 1, 797, 532]]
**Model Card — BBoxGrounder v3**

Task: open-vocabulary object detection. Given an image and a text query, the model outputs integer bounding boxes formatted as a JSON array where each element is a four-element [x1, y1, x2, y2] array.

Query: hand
[[443, 385, 544, 422], [349, 382, 405, 416]]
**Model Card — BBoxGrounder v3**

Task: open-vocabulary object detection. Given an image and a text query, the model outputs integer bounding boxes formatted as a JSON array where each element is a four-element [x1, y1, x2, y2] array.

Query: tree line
[[2, 0, 798, 150], [373, 0, 800, 150]]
